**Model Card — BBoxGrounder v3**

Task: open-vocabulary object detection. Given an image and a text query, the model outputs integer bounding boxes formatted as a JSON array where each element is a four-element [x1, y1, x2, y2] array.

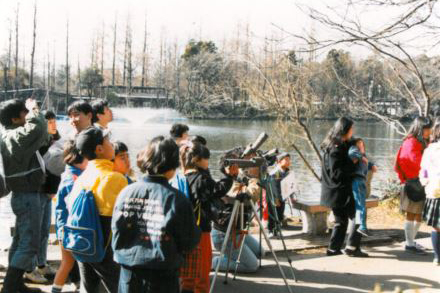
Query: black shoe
[[344, 248, 369, 257], [357, 228, 370, 237], [326, 249, 343, 256], [18, 283, 42, 293]]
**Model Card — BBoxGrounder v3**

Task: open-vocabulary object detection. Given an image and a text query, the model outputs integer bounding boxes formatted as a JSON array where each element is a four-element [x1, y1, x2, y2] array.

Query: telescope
[[241, 132, 268, 158], [224, 157, 266, 168]]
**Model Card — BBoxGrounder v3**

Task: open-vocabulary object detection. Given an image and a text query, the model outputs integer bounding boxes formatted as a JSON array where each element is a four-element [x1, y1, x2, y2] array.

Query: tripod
[[210, 194, 294, 293]]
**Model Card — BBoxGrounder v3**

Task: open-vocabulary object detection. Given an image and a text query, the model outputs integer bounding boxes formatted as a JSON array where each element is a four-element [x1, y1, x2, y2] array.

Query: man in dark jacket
[[0, 98, 48, 293]]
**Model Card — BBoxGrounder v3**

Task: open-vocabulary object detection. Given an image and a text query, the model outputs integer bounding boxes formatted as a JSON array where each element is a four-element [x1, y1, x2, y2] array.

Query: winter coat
[[1, 110, 48, 193], [112, 175, 201, 270], [185, 168, 216, 232], [320, 142, 356, 208], [67, 159, 128, 217], [348, 146, 375, 180], [395, 136, 425, 183], [419, 141, 440, 199]]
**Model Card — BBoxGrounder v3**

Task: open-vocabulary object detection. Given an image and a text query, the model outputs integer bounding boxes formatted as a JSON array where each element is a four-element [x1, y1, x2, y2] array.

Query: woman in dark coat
[[321, 117, 367, 257]]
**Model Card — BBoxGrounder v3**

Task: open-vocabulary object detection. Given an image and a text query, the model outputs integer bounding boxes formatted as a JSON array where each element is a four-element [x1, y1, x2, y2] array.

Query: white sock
[[404, 220, 414, 246], [413, 221, 422, 243]]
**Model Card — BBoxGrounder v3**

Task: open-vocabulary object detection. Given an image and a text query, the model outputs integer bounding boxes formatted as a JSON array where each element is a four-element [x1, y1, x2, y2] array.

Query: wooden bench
[[291, 197, 380, 236]]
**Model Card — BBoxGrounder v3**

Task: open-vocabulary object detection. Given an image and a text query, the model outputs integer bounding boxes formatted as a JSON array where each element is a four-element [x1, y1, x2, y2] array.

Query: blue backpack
[[63, 187, 106, 263], [171, 172, 190, 198]]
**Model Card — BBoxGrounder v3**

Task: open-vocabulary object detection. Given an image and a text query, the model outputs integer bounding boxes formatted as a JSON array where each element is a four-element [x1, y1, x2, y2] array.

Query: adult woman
[[321, 117, 367, 257], [420, 122, 440, 265], [395, 117, 432, 254], [111, 136, 200, 293]]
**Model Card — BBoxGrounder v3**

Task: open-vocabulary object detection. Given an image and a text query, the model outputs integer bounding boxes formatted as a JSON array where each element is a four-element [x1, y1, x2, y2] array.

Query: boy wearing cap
[[268, 153, 291, 237], [67, 127, 128, 293]]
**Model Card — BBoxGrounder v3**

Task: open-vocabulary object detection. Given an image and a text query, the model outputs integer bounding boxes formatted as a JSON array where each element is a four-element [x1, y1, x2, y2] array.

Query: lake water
[[0, 107, 403, 247]]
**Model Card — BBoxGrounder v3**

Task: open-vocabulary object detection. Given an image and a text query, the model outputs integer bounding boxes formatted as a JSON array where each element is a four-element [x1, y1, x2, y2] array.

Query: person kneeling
[[211, 149, 265, 274], [112, 136, 201, 293]]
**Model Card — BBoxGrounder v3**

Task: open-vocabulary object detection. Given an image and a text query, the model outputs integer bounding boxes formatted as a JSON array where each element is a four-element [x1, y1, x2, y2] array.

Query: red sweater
[[395, 136, 425, 183]]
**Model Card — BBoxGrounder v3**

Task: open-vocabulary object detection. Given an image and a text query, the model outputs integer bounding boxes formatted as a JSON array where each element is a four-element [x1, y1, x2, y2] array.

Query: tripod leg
[[210, 201, 240, 293], [249, 200, 294, 293], [275, 220, 297, 282], [232, 230, 248, 280]]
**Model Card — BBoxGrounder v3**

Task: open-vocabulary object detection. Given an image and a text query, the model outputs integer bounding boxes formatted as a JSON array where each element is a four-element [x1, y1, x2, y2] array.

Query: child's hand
[[371, 165, 378, 173], [362, 157, 368, 164]]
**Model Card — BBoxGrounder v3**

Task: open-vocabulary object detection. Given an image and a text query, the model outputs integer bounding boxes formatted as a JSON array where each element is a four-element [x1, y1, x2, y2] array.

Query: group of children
[[0, 96, 380, 293]]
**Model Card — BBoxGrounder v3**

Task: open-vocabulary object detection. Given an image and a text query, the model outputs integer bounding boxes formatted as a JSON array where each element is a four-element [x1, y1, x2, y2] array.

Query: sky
[[0, 0, 437, 74]]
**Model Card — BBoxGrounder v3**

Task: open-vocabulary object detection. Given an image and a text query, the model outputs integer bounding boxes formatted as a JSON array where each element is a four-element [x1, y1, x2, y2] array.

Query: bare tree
[[29, 1, 37, 88], [284, 0, 439, 124], [14, 3, 19, 94], [100, 22, 105, 78], [141, 15, 148, 87], [111, 14, 117, 86], [66, 19, 70, 107]]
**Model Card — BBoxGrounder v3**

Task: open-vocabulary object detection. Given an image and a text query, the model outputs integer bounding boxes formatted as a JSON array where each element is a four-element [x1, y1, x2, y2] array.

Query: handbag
[[403, 178, 426, 202], [395, 146, 426, 202]]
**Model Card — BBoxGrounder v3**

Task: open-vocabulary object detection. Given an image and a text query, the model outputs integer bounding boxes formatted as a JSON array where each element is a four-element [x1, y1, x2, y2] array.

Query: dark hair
[[191, 135, 207, 146], [63, 140, 85, 166], [0, 99, 28, 127], [406, 116, 432, 142], [67, 100, 93, 116], [113, 141, 128, 156], [137, 136, 180, 175], [44, 110, 56, 120], [321, 117, 354, 151], [91, 99, 109, 123], [75, 128, 105, 160], [170, 123, 189, 139], [219, 147, 242, 175], [431, 123, 440, 143], [180, 142, 210, 170]]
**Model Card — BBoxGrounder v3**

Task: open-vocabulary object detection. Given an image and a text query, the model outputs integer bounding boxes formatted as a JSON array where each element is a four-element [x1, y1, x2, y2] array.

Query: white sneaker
[[414, 242, 426, 251], [37, 264, 57, 276], [24, 269, 49, 284]]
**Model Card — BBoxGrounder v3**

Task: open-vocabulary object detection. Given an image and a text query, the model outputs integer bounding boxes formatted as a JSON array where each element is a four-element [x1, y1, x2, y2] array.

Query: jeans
[[38, 194, 52, 266], [352, 178, 367, 230], [78, 247, 120, 293], [268, 201, 285, 232], [8, 192, 43, 271], [118, 266, 179, 293], [329, 199, 362, 252], [211, 228, 264, 273]]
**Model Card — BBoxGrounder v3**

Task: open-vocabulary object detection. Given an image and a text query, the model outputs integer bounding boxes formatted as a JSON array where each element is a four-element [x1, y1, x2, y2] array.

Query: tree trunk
[[141, 16, 147, 87], [66, 20, 70, 109], [112, 14, 117, 87], [14, 3, 19, 95], [29, 2, 37, 88]]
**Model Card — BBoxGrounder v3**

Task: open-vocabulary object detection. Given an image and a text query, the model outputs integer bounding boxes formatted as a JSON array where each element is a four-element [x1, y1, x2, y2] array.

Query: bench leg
[[300, 211, 328, 236]]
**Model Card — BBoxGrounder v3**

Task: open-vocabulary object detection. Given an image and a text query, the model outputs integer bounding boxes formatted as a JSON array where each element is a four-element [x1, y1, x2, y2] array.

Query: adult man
[[91, 99, 113, 130], [67, 100, 93, 134], [0, 98, 48, 293]]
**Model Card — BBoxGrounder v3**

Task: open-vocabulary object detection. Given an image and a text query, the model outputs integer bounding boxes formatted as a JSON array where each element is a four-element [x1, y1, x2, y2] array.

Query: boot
[[1, 266, 24, 293]]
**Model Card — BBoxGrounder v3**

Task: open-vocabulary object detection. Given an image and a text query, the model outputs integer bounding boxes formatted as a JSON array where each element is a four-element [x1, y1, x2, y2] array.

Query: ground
[[0, 202, 438, 292]]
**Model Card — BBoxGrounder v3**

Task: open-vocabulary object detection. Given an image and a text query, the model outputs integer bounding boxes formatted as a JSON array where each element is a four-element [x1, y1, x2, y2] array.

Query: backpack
[[63, 186, 106, 263]]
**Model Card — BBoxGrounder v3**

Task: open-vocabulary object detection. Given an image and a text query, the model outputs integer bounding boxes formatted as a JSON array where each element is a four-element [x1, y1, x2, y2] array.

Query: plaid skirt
[[179, 245, 201, 279], [423, 198, 440, 229]]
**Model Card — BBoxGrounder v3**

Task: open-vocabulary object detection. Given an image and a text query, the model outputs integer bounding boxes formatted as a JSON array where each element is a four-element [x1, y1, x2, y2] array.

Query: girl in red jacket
[[395, 117, 432, 254]]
